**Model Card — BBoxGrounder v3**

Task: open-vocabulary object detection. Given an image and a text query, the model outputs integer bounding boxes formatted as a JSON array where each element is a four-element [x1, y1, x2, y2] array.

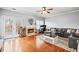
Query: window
[[36, 20, 43, 29], [5, 18, 13, 35]]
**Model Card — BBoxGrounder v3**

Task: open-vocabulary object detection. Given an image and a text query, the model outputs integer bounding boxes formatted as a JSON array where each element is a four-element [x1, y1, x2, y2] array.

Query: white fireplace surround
[[26, 25, 36, 36]]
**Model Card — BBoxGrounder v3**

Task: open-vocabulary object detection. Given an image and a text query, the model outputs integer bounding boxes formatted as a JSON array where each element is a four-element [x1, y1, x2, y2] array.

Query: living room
[[0, 7, 79, 52]]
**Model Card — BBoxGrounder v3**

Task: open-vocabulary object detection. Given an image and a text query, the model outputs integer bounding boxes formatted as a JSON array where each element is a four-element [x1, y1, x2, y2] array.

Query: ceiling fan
[[36, 7, 53, 14]]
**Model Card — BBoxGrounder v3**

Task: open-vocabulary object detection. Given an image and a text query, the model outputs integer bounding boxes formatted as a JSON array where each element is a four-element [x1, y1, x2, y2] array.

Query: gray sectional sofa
[[44, 28, 79, 51]]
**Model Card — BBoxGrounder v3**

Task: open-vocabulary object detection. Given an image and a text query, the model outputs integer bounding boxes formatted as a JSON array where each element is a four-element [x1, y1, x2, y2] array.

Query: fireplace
[[26, 26, 35, 36], [28, 29, 34, 33]]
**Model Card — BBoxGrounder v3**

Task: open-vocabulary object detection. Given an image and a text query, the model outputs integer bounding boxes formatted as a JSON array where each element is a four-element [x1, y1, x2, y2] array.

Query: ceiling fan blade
[[48, 8, 53, 10], [47, 11, 50, 13]]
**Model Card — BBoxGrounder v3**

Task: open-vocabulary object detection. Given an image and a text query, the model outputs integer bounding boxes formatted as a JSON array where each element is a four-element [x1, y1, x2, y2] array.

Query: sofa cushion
[[67, 29, 71, 33], [76, 30, 79, 34], [71, 29, 76, 33]]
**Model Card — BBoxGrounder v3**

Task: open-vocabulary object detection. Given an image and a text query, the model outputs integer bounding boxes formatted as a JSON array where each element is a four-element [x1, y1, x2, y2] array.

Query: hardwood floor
[[3, 35, 68, 52]]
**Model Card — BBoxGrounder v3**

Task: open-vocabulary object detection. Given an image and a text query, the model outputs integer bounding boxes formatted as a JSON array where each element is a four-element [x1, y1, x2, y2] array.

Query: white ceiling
[[1, 7, 79, 19]]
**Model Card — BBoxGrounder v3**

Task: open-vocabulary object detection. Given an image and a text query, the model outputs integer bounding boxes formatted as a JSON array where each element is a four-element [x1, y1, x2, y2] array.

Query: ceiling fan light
[[42, 7, 46, 11], [42, 11, 47, 14]]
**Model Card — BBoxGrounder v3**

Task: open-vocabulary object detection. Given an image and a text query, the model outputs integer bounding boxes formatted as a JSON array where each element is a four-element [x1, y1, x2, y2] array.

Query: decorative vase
[[28, 18, 33, 25]]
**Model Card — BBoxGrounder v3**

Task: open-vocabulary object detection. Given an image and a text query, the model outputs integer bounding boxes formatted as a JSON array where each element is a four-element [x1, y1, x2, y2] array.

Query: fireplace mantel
[[26, 25, 35, 36]]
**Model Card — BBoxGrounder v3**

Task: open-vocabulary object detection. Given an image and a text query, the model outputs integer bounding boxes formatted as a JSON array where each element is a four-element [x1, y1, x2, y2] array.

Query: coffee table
[[40, 35, 76, 52]]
